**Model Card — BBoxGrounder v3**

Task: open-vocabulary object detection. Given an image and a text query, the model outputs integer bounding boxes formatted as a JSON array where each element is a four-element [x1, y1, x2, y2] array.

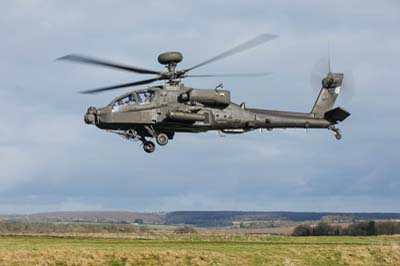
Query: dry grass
[[0, 249, 233, 266], [0, 234, 399, 265]]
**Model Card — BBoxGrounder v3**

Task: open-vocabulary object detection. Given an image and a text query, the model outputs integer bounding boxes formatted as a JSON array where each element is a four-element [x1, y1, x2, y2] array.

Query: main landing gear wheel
[[156, 133, 169, 146], [143, 141, 156, 153]]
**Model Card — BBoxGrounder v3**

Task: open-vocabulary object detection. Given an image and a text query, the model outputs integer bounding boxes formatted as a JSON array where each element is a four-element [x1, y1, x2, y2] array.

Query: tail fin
[[311, 73, 344, 118]]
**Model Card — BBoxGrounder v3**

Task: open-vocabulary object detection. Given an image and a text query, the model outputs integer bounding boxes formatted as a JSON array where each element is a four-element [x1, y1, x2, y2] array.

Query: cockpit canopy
[[109, 89, 157, 109]]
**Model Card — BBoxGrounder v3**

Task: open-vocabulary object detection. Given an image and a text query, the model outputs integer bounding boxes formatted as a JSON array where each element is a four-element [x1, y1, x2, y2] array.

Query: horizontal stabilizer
[[324, 107, 350, 122]]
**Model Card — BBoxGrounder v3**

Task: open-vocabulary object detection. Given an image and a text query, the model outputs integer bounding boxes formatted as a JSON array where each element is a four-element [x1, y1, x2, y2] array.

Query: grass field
[[0, 234, 399, 266]]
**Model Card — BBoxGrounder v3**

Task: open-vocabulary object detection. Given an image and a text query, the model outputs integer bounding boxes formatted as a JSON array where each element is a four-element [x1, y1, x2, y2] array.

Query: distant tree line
[[0, 221, 143, 234], [166, 211, 400, 227], [292, 221, 400, 236]]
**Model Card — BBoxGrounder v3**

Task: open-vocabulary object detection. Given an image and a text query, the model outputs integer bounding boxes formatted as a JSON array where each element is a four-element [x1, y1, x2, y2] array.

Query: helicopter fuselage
[[60, 34, 350, 153], [85, 83, 333, 141]]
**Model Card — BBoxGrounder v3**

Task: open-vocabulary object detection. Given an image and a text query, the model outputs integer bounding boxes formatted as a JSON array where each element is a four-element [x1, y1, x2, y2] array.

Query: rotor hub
[[322, 73, 343, 88]]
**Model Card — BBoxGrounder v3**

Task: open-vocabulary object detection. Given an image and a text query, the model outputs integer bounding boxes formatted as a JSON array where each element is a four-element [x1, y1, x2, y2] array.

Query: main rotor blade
[[185, 72, 271, 78], [79, 77, 164, 94], [58, 54, 163, 75], [180, 34, 277, 74]]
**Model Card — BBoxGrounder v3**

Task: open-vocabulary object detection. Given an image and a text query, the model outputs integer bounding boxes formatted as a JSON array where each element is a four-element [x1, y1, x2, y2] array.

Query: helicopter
[[58, 34, 350, 153]]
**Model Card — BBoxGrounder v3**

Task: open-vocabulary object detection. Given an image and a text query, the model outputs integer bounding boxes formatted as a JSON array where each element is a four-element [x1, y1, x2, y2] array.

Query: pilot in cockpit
[[144, 92, 151, 103]]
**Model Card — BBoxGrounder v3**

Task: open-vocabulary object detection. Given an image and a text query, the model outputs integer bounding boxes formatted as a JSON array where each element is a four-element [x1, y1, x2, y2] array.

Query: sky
[[0, 0, 399, 214]]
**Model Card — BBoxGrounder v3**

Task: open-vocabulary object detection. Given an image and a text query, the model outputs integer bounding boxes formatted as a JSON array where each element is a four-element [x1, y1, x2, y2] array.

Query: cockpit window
[[137, 91, 155, 104], [111, 94, 136, 110], [110, 90, 156, 111]]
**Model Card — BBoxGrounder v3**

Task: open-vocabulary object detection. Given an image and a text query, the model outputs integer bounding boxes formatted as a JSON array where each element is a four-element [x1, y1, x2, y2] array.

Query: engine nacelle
[[180, 89, 231, 105]]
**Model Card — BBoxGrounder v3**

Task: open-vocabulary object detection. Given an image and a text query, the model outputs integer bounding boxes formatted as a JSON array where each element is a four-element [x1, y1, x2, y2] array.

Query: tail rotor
[[310, 56, 356, 103]]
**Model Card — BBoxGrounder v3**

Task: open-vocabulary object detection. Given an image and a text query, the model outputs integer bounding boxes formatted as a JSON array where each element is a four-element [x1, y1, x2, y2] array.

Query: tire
[[156, 133, 169, 146], [143, 141, 156, 153]]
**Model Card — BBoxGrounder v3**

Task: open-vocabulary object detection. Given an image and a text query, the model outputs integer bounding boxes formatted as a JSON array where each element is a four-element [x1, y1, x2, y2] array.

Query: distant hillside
[[2, 211, 400, 227], [165, 211, 400, 227], [0, 211, 164, 224]]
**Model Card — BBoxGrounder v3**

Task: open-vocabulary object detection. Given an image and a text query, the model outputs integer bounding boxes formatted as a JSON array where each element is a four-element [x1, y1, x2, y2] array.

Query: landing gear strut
[[329, 125, 342, 140], [108, 129, 174, 153]]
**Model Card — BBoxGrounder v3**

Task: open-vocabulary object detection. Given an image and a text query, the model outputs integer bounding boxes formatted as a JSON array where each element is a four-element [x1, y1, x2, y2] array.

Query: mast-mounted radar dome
[[158, 52, 183, 65]]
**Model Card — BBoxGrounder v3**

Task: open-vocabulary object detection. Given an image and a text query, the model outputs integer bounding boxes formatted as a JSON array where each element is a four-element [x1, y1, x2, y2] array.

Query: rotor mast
[[157, 52, 183, 85]]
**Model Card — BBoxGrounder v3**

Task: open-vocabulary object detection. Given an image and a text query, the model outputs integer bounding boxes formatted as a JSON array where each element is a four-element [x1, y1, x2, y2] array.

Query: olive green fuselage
[[87, 84, 331, 138]]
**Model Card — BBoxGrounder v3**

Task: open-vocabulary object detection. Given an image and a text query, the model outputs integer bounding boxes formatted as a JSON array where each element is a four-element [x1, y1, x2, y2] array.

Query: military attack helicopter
[[58, 34, 350, 153]]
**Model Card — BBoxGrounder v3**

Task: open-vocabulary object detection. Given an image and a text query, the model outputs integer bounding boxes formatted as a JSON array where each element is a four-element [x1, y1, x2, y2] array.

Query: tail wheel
[[143, 141, 156, 153], [156, 133, 169, 146], [329, 125, 342, 140]]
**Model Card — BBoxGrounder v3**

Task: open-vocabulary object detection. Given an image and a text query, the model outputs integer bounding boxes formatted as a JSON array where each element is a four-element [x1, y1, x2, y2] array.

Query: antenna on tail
[[328, 41, 331, 73]]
